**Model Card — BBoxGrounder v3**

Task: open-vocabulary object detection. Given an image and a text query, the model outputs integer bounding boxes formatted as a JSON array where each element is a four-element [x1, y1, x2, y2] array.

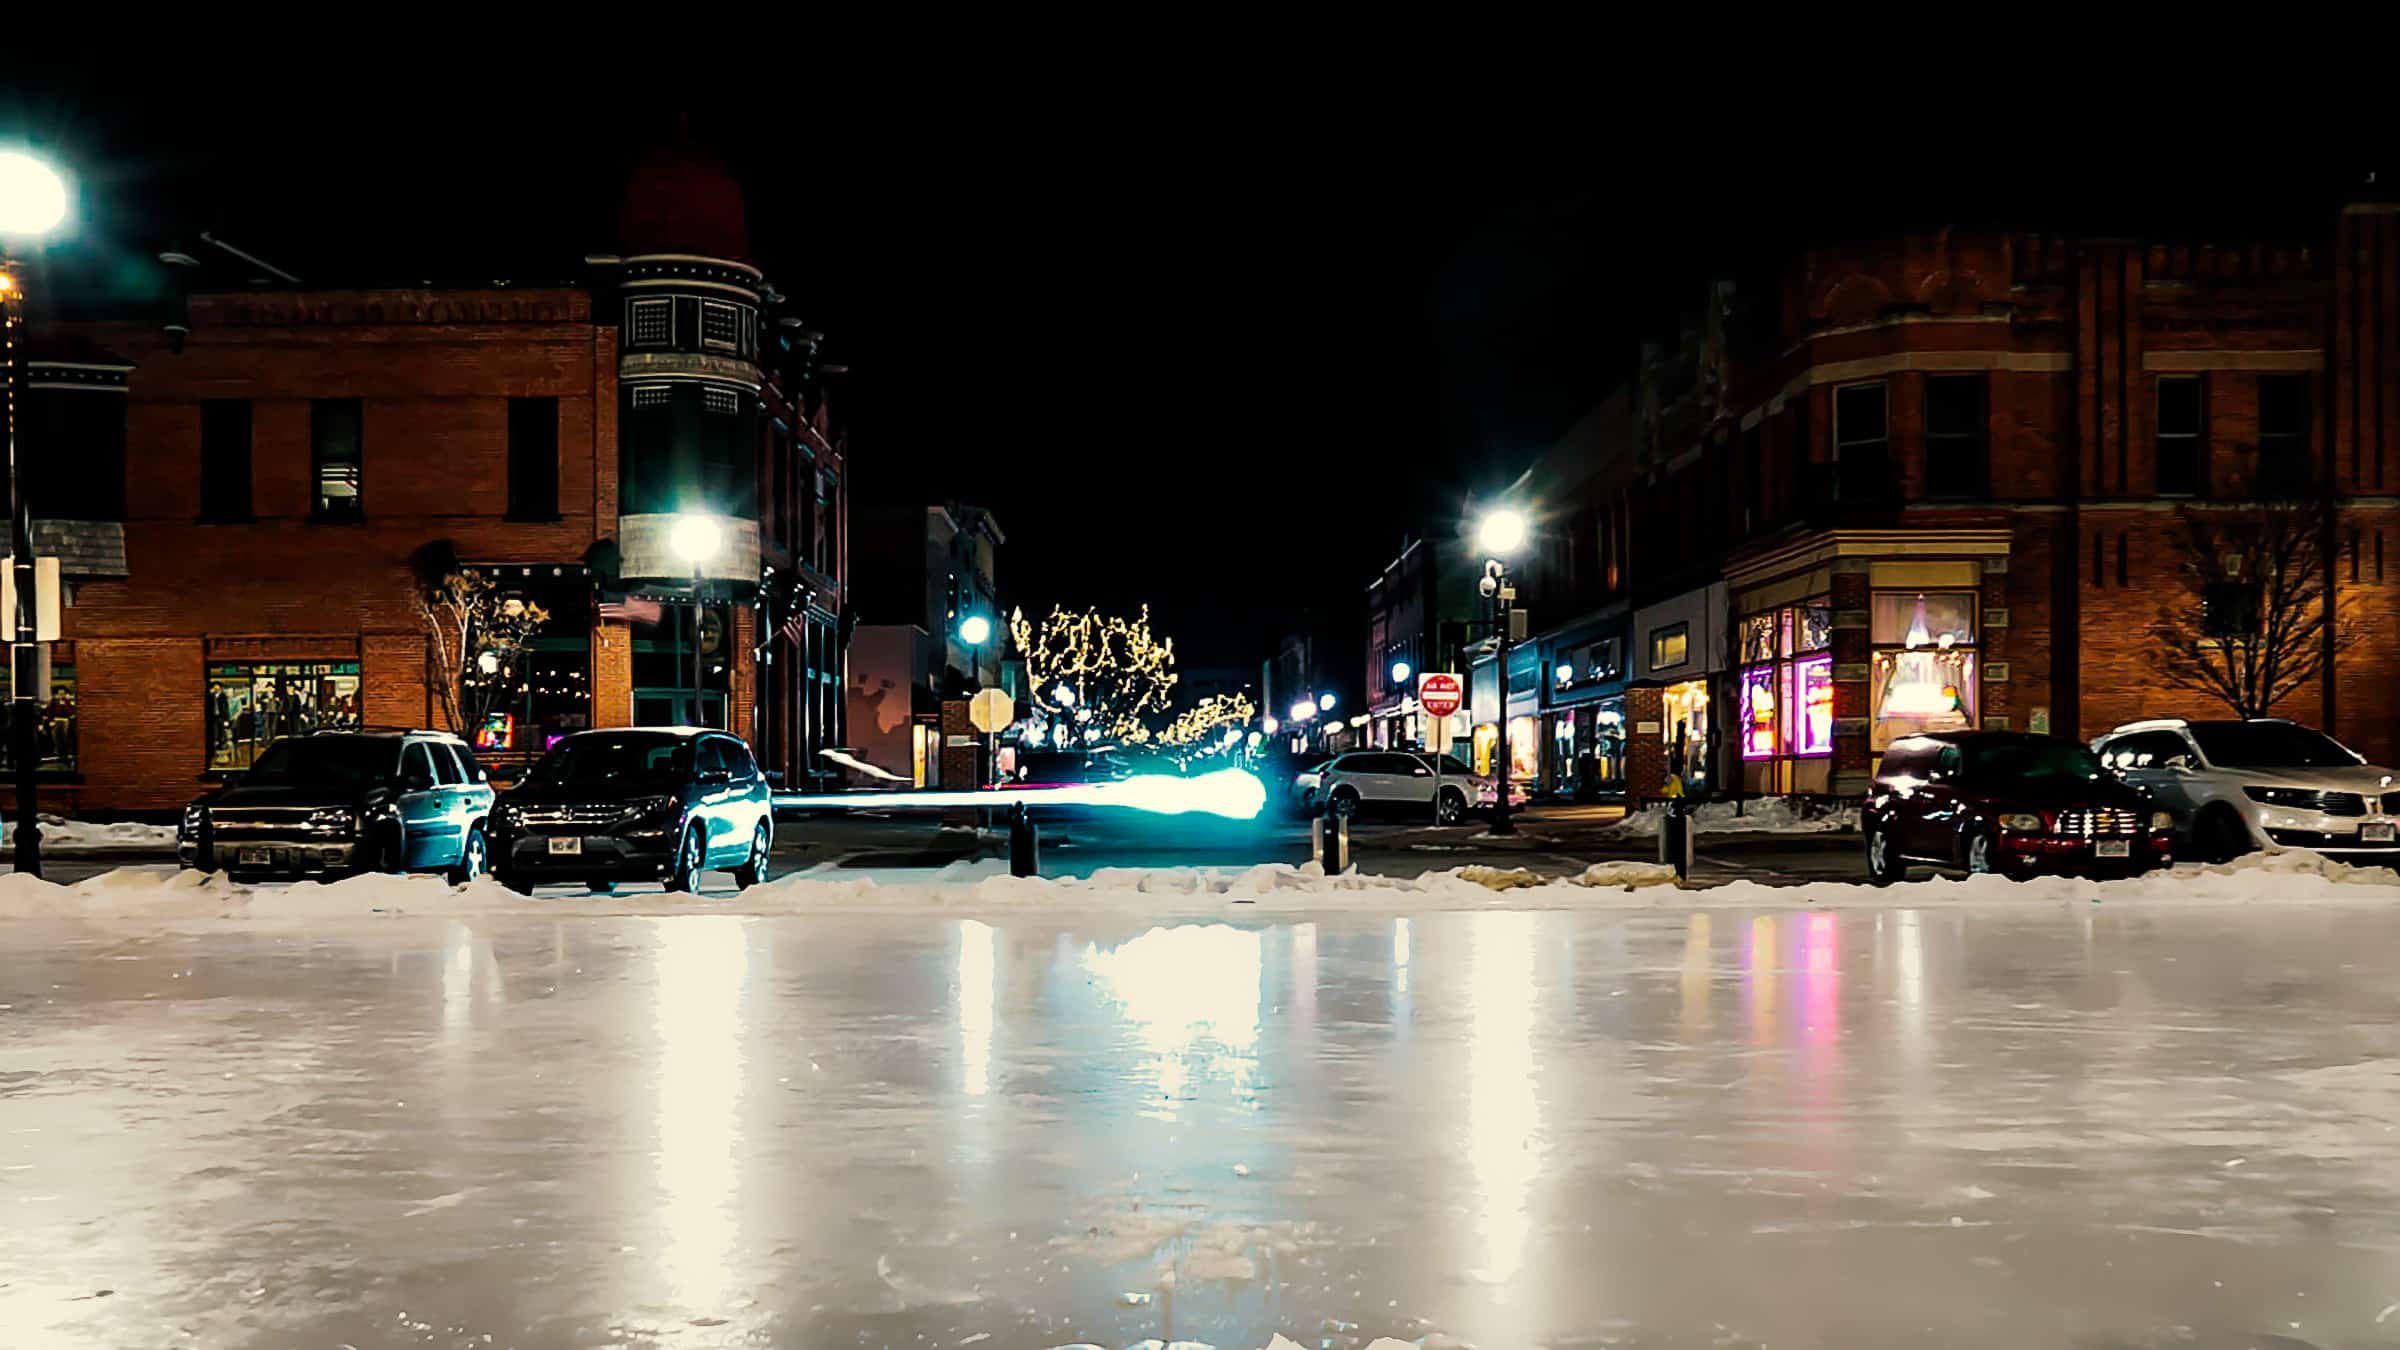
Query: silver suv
[[2092, 718, 2400, 862]]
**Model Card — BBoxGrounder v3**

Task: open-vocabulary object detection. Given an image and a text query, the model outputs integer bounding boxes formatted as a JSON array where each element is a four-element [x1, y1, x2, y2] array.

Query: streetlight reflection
[[1081, 924, 1261, 1122], [958, 920, 995, 1097], [652, 917, 751, 1311], [1466, 911, 1543, 1285]]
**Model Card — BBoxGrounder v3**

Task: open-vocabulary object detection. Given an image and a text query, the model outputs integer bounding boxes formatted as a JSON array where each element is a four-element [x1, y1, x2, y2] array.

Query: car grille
[[512, 803, 625, 827], [2253, 790, 2368, 817], [2053, 807, 2142, 838], [209, 808, 344, 840]]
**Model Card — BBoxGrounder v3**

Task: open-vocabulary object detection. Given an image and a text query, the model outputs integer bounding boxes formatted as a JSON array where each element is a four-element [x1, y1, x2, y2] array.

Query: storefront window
[[1738, 597, 1835, 790], [208, 660, 363, 770], [1, 660, 76, 772], [1472, 722, 1497, 776], [1870, 591, 1979, 749], [1662, 678, 1710, 792], [1509, 715, 1540, 781]]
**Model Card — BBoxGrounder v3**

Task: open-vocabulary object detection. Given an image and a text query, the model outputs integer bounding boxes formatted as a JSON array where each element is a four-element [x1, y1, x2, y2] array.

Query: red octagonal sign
[[1418, 672, 1463, 718]]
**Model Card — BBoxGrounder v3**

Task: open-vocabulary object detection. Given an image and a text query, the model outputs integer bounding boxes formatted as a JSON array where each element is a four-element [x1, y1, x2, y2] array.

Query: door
[[1355, 754, 1416, 810], [2107, 730, 2199, 832], [1911, 743, 1967, 862], [722, 738, 771, 854], [694, 738, 738, 864], [396, 741, 456, 868]]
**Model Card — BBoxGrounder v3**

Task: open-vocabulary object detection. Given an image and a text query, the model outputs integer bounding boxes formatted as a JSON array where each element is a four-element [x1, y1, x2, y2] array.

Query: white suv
[[2092, 718, 2400, 862], [1318, 752, 1485, 825]]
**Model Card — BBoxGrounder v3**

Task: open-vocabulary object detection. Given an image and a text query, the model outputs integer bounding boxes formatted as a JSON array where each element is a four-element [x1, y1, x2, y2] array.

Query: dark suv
[[491, 728, 774, 892], [1864, 731, 2173, 883], [178, 729, 496, 882]]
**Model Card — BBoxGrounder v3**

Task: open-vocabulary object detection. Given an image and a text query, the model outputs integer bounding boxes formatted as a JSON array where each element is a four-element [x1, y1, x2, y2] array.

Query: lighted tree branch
[[1160, 692, 1257, 747], [1010, 604, 1179, 743]]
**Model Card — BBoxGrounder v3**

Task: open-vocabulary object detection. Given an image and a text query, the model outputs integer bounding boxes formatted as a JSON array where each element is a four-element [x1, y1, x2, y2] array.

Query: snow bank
[[2, 849, 2390, 922], [0, 816, 178, 853], [1602, 796, 1858, 839]]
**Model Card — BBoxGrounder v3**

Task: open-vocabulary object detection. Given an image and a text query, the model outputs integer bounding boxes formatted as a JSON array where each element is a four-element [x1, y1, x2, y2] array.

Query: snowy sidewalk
[[0, 817, 178, 854], [2, 849, 2396, 921]]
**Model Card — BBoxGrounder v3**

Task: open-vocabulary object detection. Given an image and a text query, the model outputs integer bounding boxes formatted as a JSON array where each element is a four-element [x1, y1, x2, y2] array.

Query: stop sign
[[1418, 672, 1462, 718]]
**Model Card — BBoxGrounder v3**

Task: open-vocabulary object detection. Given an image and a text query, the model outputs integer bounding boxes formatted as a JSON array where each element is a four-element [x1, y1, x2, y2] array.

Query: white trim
[[1784, 313, 2009, 356], [29, 360, 135, 373], [2142, 349, 2325, 372], [28, 382, 127, 392], [621, 277, 763, 301], [621, 253, 765, 280]]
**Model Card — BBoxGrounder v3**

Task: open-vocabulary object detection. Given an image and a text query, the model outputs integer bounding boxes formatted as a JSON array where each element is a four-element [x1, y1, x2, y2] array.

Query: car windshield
[[526, 734, 691, 788], [2189, 723, 2362, 769], [1962, 739, 2105, 786], [1430, 754, 1474, 776], [242, 735, 397, 786]]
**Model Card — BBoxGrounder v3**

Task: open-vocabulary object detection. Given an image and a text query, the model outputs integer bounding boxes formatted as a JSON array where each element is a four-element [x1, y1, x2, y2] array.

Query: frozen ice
[[8, 860, 2400, 1344]]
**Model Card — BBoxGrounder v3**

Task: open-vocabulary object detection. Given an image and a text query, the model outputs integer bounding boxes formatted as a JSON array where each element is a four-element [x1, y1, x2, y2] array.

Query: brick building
[[17, 152, 851, 814], [1512, 194, 2400, 804]]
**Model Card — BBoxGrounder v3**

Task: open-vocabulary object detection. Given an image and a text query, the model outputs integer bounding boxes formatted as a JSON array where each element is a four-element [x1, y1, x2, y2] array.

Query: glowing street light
[[1477, 507, 1528, 558], [1390, 659, 1411, 684], [1289, 699, 1316, 724], [1318, 692, 1337, 712], [669, 512, 724, 727], [956, 612, 992, 646], [1262, 715, 1279, 735], [1053, 683, 1077, 707], [4, 148, 70, 878]]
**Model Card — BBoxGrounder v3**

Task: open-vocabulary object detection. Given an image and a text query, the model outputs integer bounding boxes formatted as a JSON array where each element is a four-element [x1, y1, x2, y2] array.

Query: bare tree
[[2148, 502, 2355, 719], [413, 568, 549, 739]]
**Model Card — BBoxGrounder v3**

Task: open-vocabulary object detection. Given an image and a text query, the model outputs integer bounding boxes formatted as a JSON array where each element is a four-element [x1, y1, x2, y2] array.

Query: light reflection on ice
[[1745, 914, 1778, 1045], [1465, 911, 1543, 1284], [959, 920, 995, 1097], [1081, 924, 1262, 1121], [1679, 912, 1712, 1038], [651, 917, 750, 1311]]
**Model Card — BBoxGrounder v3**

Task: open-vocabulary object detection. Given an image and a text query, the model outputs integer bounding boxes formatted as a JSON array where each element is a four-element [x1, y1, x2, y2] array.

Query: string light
[[1010, 604, 1179, 742]]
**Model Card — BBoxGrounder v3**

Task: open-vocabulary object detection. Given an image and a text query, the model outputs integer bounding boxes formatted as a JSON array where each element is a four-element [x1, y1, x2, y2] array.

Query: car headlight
[[623, 795, 679, 826], [494, 800, 520, 827], [2150, 811, 2174, 831], [2244, 786, 2319, 807], [1998, 812, 2045, 833], [307, 807, 359, 837]]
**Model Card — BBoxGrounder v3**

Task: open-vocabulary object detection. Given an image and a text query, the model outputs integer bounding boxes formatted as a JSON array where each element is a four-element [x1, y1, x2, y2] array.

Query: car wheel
[[666, 826, 705, 893], [1435, 787, 1466, 826], [1865, 822, 1906, 886], [2196, 807, 2253, 864], [446, 826, 487, 886], [733, 823, 771, 889], [1329, 787, 1360, 819], [1965, 829, 2024, 880]]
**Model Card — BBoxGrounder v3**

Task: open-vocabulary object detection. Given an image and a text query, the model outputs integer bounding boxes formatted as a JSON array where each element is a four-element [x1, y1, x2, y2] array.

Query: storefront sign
[[1635, 720, 1662, 735]]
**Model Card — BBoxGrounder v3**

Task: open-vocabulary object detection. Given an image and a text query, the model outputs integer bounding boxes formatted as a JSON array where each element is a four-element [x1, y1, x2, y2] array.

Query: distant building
[[844, 503, 1006, 786], [21, 150, 851, 812]]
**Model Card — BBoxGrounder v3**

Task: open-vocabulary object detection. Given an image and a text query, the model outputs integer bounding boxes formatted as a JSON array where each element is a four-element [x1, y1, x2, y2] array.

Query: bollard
[[1309, 813, 1352, 873], [1659, 797, 1692, 880], [1332, 813, 1350, 874], [1009, 803, 1041, 877]]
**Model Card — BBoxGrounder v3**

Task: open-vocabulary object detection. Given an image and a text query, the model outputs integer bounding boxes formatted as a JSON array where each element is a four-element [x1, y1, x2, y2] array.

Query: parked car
[[1260, 752, 1334, 813], [1318, 751, 1486, 824], [490, 728, 773, 892], [178, 729, 495, 882], [1864, 731, 2173, 883], [2093, 717, 2400, 862]]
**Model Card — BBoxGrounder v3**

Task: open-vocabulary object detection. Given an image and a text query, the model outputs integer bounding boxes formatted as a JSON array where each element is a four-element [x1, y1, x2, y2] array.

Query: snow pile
[[1603, 796, 1858, 839], [0, 816, 178, 853]]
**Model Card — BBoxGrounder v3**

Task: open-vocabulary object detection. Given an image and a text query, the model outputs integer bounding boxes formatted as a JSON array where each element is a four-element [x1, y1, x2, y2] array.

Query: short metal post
[[1660, 796, 1692, 880], [1332, 813, 1350, 874], [1310, 814, 1326, 868], [1008, 802, 1040, 878]]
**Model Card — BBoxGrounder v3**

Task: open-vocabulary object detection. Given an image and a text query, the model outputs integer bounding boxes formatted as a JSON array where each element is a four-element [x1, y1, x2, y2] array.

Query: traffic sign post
[[1417, 671, 1462, 719], [967, 688, 1015, 793]]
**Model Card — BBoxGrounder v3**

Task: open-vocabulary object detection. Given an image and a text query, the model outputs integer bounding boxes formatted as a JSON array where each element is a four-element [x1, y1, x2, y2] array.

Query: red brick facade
[[1581, 200, 2400, 802]]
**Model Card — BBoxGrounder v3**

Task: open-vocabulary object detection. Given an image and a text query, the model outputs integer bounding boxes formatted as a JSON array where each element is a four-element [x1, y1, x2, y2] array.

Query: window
[[199, 400, 253, 522], [450, 743, 488, 783], [629, 298, 672, 347], [2258, 374, 2310, 494], [1869, 592, 1978, 750], [207, 660, 363, 771], [701, 301, 740, 352], [1742, 424, 1765, 532], [703, 386, 740, 416], [2156, 375, 2204, 495], [2204, 580, 2262, 637], [400, 742, 437, 787], [0, 656, 75, 772], [698, 738, 733, 776], [422, 741, 463, 786], [1924, 374, 1986, 498], [1833, 381, 1889, 500], [506, 397, 560, 521], [2099, 730, 2193, 771], [723, 740, 758, 780], [632, 385, 671, 409], [1649, 622, 1689, 671], [311, 398, 362, 520], [1738, 598, 1836, 791]]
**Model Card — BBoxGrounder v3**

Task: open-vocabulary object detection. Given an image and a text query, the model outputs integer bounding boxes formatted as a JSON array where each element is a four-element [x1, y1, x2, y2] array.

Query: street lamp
[[1476, 506, 1526, 836], [3, 149, 68, 878], [1390, 659, 1411, 685], [956, 612, 991, 646], [669, 512, 723, 727], [1318, 692, 1337, 712]]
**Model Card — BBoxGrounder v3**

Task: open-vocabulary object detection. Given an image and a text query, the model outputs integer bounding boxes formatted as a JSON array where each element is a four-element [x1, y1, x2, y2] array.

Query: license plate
[[2366, 823, 2396, 843], [2095, 840, 2131, 858], [238, 847, 272, 867], [547, 837, 583, 856]]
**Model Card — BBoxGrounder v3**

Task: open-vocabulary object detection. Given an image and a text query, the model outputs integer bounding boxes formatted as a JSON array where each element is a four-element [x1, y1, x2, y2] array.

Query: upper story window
[[507, 396, 560, 521], [632, 384, 670, 409], [1924, 374, 1987, 498], [703, 386, 741, 417], [701, 301, 740, 353], [199, 399, 253, 523], [1649, 622, 1690, 671], [1833, 381, 1890, 503], [2257, 373, 2310, 495], [629, 298, 672, 348], [2155, 374, 2204, 496], [311, 398, 363, 522]]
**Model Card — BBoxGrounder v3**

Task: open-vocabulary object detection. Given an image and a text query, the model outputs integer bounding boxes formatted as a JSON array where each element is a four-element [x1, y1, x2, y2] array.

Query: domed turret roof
[[617, 148, 752, 264]]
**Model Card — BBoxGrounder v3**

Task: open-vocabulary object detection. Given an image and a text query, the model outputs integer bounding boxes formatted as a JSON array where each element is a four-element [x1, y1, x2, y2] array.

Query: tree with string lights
[[1159, 692, 1256, 748], [1010, 605, 1179, 745]]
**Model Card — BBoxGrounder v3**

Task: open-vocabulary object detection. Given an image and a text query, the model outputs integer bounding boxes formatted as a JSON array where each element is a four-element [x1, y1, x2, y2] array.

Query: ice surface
[[1603, 796, 1860, 837]]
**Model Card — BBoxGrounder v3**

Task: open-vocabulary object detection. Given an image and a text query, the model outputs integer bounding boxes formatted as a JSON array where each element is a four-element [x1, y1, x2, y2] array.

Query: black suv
[[491, 728, 774, 892], [178, 729, 497, 882]]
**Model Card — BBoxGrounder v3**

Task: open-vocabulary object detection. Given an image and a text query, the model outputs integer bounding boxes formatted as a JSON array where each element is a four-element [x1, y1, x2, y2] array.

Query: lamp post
[[2, 149, 68, 878], [669, 512, 723, 728], [1477, 507, 1528, 837]]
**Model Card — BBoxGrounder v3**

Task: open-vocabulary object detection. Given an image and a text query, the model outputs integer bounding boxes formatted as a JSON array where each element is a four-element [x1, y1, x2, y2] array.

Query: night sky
[[3, 82, 2362, 671]]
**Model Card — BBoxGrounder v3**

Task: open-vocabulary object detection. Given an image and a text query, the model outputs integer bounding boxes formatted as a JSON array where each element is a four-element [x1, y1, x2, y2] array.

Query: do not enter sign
[[1418, 672, 1463, 718]]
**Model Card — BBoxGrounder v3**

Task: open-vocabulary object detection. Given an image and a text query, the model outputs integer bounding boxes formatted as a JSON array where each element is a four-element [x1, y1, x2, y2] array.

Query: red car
[[1864, 731, 2174, 883]]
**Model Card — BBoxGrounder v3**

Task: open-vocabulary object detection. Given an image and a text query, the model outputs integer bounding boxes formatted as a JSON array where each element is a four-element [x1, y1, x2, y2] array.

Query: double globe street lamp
[[2, 148, 70, 876], [1476, 507, 1528, 836]]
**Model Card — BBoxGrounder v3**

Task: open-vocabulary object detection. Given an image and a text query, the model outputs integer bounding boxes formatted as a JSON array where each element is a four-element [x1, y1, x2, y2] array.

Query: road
[[7, 899, 2400, 1347]]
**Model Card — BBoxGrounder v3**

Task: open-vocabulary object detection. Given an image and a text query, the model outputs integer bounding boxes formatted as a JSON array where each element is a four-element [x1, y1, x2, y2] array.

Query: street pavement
[[9, 899, 2400, 1346]]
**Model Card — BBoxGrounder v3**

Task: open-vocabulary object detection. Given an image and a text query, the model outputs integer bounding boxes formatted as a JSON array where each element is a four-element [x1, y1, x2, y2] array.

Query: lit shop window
[[1739, 599, 1833, 763], [1869, 592, 1977, 750], [207, 660, 363, 771]]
